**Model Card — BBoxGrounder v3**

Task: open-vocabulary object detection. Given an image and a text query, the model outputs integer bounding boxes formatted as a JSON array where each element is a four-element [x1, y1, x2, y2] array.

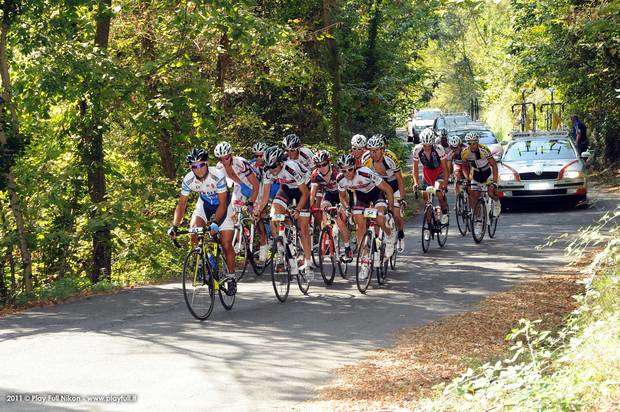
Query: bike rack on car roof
[[510, 129, 570, 140]]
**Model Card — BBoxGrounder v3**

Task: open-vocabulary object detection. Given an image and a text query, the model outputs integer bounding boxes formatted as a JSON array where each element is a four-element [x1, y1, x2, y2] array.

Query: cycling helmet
[[448, 134, 462, 148], [252, 141, 268, 154], [419, 128, 435, 145], [337, 154, 356, 169], [264, 146, 285, 168], [312, 150, 330, 165], [214, 141, 232, 158], [282, 133, 301, 150], [350, 134, 367, 149], [186, 148, 208, 164], [367, 134, 386, 149], [464, 132, 480, 144]]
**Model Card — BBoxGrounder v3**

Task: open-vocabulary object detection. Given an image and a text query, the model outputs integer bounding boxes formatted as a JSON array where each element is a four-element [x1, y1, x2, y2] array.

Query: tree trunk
[[215, 30, 230, 126], [0, 21, 33, 292], [81, 0, 113, 283], [323, 0, 342, 148], [140, 1, 176, 179]]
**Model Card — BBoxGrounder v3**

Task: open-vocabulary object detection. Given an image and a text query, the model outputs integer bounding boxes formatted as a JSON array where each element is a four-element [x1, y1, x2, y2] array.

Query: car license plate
[[528, 182, 553, 190]]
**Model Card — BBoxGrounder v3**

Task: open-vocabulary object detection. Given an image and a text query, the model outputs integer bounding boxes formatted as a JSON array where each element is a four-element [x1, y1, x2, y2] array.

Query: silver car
[[498, 131, 588, 205]]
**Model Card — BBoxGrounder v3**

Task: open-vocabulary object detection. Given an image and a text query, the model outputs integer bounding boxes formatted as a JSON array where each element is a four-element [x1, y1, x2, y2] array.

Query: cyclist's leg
[[298, 212, 312, 261], [218, 203, 236, 273], [352, 190, 368, 246]]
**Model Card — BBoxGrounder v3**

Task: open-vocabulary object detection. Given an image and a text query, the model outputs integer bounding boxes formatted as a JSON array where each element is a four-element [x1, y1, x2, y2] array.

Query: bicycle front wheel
[[271, 238, 290, 303], [421, 206, 433, 253], [488, 199, 499, 238], [455, 193, 469, 236], [296, 235, 310, 295], [355, 231, 373, 294], [318, 228, 336, 285], [377, 236, 388, 285], [182, 249, 215, 321], [216, 250, 237, 311], [471, 198, 487, 243]]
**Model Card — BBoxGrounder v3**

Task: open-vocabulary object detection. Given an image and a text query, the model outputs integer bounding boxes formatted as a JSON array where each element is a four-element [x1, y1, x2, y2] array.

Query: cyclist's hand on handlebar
[[291, 209, 300, 220], [167, 225, 178, 239]]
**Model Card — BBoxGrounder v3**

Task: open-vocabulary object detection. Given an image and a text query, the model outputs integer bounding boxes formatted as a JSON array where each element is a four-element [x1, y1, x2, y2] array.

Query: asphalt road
[[0, 189, 617, 412]]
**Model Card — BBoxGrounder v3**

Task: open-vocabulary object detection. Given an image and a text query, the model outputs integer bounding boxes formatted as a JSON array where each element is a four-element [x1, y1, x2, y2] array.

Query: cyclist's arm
[[213, 192, 228, 226], [440, 159, 450, 189], [309, 183, 319, 209], [488, 157, 499, 184], [172, 195, 189, 227], [338, 190, 349, 211], [377, 180, 394, 210], [247, 172, 260, 203], [395, 170, 405, 197], [296, 183, 310, 211], [412, 160, 420, 187]]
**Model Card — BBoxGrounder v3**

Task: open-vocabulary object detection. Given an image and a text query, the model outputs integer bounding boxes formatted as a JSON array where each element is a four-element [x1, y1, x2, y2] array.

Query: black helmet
[[337, 154, 356, 169], [186, 148, 208, 164], [282, 133, 301, 150]]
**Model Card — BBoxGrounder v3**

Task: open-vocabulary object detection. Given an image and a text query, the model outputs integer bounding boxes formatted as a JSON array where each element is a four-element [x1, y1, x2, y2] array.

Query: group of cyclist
[[167, 126, 501, 279]]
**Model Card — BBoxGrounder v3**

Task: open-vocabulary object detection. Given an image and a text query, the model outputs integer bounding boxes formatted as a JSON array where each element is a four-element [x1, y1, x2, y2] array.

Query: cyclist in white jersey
[[262, 146, 316, 278], [336, 154, 396, 258], [167, 148, 236, 273], [213, 141, 261, 206], [282, 133, 315, 173]]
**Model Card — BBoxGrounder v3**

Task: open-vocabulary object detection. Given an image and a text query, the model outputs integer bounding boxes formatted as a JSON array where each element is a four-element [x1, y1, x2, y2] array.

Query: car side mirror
[[580, 150, 592, 159]]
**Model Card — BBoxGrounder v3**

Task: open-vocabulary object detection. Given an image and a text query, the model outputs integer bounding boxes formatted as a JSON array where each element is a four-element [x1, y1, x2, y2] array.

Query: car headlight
[[564, 170, 584, 179], [499, 173, 516, 182]]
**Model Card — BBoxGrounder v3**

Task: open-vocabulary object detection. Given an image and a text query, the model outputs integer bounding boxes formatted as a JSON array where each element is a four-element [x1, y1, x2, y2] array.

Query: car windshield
[[416, 110, 441, 120], [503, 139, 576, 161]]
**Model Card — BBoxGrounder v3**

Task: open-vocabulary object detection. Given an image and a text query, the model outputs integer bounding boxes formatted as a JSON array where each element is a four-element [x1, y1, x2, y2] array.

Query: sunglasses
[[341, 167, 355, 173], [255, 153, 264, 158], [265, 163, 279, 170], [317, 162, 329, 168], [191, 162, 207, 170]]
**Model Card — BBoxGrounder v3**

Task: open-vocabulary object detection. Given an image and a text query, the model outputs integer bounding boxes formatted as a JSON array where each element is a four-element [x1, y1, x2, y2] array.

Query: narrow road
[[1, 190, 616, 412]]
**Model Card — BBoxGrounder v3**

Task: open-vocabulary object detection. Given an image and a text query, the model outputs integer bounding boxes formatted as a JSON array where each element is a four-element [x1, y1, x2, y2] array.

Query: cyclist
[[460, 132, 501, 217], [350, 134, 368, 168], [336, 154, 396, 258], [363, 134, 406, 250], [435, 128, 450, 150], [214, 141, 261, 206], [411, 128, 450, 225], [250, 141, 278, 262], [447, 134, 467, 195], [283, 133, 314, 173], [262, 145, 316, 278], [167, 148, 236, 273], [309, 150, 353, 262]]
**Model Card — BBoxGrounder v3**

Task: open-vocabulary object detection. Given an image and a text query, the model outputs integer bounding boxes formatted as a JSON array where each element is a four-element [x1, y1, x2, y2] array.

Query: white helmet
[[252, 141, 268, 154], [419, 128, 435, 145], [214, 141, 232, 158], [350, 134, 367, 149], [366, 134, 386, 149], [448, 134, 462, 148], [464, 132, 480, 144]]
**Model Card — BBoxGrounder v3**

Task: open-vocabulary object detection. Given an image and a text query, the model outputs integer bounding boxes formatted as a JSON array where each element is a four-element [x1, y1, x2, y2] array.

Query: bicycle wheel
[[337, 234, 349, 279], [421, 205, 433, 253], [318, 228, 336, 285], [216, 250, 237, 311], [247, 225, 268, 276], [471, 198, 487, 243], [296, 234, 310, 295], [271, 238, 290, 303], [455, 193, 469, 236], [389, 244, 397, 270], [437, 213, 449, 248], [488, 199, 499, 238], [377, 236, 388, 285], [236, 226, 250, 281], [182, 250, 215, 321], [310, 221, 321, 267], [355, 231, 373, 294]]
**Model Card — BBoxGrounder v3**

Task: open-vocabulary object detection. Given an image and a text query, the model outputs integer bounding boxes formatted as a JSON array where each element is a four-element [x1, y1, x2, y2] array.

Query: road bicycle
[[231, 200, 270, 280], [312, 206, 349, 285], [390, 199, 406, 271], [454, 180, 471, 236], [270, 206, 312, 302], [416, 186, 449, 253], [172, 227, 237, 321], [470, 182, 501, 243], [355, 205, 395, 294]]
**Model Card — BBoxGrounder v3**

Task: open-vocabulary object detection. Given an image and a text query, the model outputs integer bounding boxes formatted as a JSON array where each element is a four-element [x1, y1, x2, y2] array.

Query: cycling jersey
[[263, 160, 310, 189], [447, 144, 466, 165], [310, 166, 339, 194], [337, 167, 384, 194], [362, 149, 401, 182], [250, 158, 279, 201], [461, 144, 492, 171], [216, 156, 258, 189], [181, 168, 228, 205], [412, 144, 447, 170], [286, 146, 315, 171]]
